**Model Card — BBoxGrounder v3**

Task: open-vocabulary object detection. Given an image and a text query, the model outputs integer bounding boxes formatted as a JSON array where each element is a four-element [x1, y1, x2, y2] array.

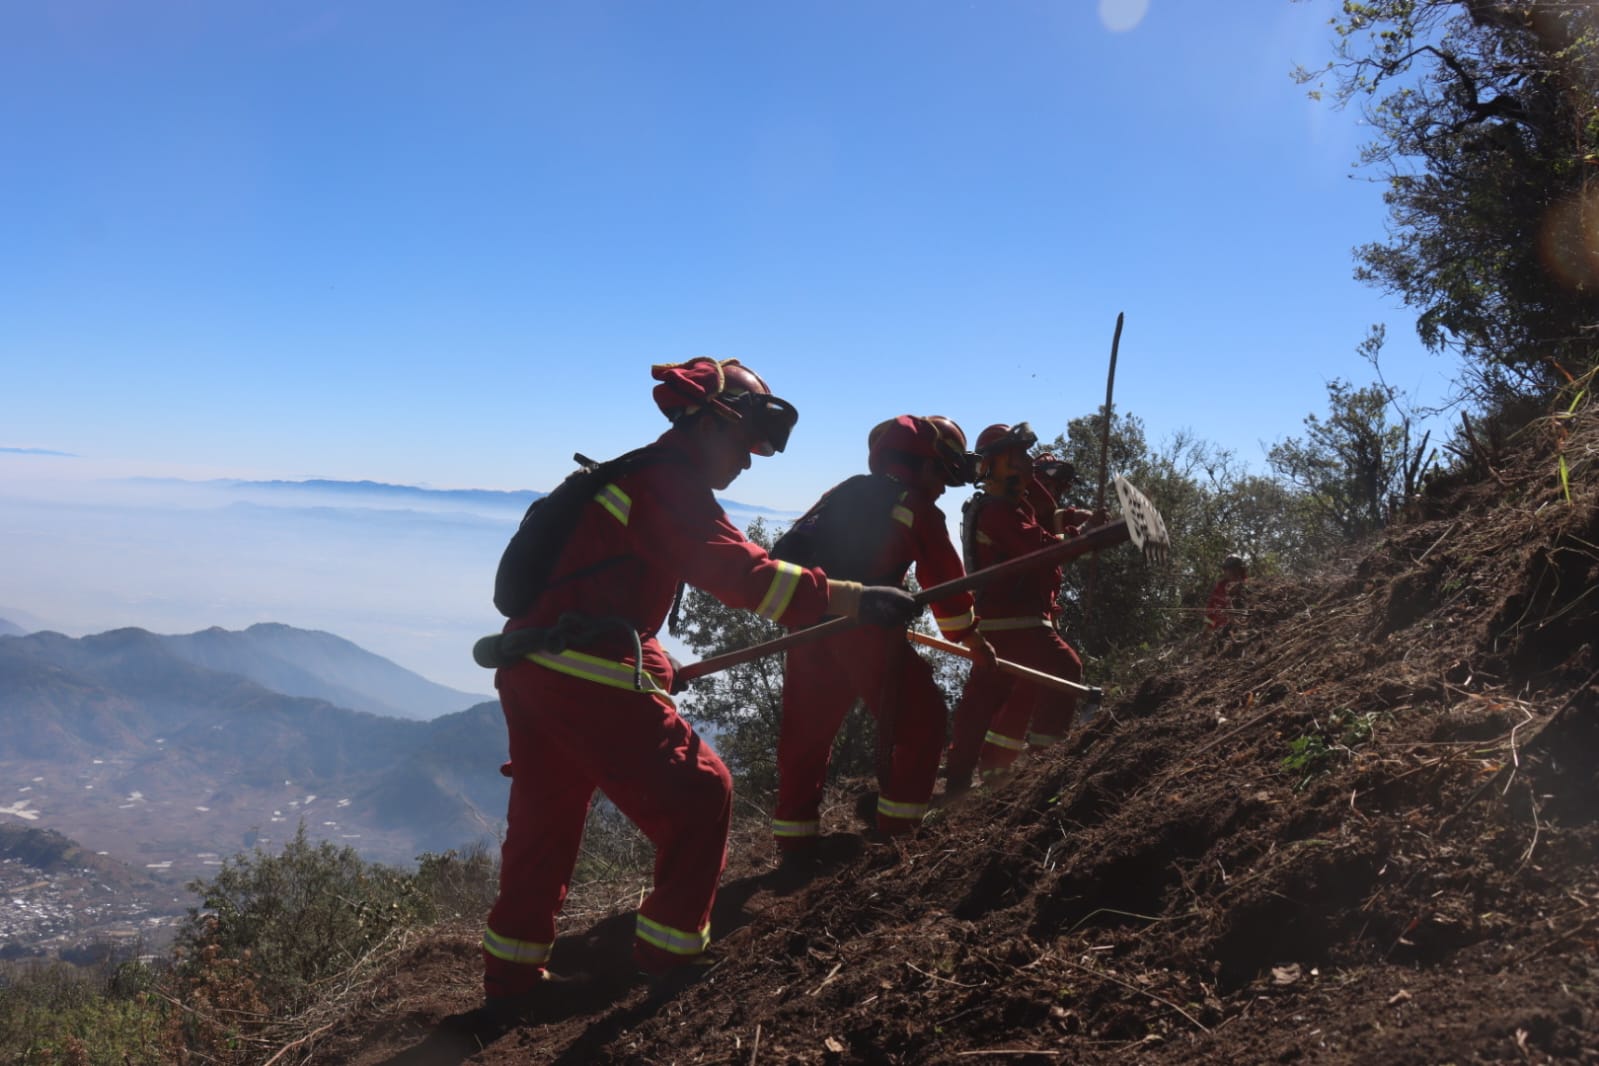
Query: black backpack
[[959, 491, 988, 573], [493, 449, 668, 618], [771, 473, 911, 587]]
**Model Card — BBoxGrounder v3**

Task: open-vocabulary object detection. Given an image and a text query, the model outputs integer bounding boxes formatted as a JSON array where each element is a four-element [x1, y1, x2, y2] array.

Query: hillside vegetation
[[268, 397, 1597, 1065]]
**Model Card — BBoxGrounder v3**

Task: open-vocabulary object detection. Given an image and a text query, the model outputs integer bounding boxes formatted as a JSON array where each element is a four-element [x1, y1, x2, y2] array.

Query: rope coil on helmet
[[650, 356, 797, 455]]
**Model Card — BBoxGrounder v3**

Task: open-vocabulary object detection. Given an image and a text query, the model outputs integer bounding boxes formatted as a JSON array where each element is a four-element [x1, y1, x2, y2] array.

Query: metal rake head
[[1114, 475, 1171, 565]]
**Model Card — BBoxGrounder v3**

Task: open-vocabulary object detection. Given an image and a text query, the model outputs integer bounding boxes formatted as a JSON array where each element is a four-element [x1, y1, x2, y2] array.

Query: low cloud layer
[[0, 467, 796, 695]]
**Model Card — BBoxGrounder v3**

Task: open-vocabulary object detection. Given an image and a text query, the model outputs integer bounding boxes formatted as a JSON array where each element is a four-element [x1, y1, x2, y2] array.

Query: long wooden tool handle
[[1095, 311, 1123, 514], [673, 615, 856, 685], [1085, 311, 1124, 626], [906, 630, 1096, 696], [912, 519, 1130, 604]]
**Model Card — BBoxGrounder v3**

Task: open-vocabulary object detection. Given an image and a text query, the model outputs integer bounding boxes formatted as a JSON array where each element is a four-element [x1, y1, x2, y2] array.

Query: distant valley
[[0, 622, 511, 954]]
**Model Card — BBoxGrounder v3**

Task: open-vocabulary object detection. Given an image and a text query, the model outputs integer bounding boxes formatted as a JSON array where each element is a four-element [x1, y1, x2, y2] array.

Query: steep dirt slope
[[311, 412, 1597, 1065]]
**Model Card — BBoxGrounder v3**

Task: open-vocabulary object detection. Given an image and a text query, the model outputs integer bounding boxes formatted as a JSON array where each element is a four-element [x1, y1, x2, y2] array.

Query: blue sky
[[0, 1, 1463, 692]]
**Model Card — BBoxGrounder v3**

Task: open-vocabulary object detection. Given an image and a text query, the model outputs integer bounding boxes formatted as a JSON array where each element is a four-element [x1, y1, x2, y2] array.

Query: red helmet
[[974, 421, 1038, 456], [867, 415, 937, 478], [651, 357, 798, 455], [1032, 451, 1076, 492], [974, 421, 1038, 486]]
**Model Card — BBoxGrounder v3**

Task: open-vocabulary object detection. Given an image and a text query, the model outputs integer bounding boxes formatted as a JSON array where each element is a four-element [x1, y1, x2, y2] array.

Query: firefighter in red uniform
[[769, 416, 995, 874], [1029, 453, 1096, 536], [1206, 554, 1249, 632], [1024, 452, 1097, 622], [945, 423, 1092, 795], [477, 358, 917, 1021]]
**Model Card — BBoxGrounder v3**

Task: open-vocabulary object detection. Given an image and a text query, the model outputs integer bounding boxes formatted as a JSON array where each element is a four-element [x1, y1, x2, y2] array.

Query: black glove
[[857, 585, 918, 628]]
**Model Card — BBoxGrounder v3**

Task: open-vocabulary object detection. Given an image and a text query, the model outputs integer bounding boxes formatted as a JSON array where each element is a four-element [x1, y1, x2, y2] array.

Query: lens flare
[[1099, 0, 1150, 34], [1538, 187, 1599, 293]]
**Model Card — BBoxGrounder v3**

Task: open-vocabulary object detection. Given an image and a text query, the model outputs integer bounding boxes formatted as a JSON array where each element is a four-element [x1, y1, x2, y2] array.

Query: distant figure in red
[[769, 415, 995, 879], [1206, 554, 1249, 633], [944, 423, 1099, 796]]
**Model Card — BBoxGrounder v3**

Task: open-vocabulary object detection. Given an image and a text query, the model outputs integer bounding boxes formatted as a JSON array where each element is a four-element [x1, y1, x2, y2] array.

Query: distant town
[[0, 855, 189, 961]]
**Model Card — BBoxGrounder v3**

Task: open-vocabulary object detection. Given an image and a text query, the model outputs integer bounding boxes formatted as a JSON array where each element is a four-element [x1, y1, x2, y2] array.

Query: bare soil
[[306, 411, 1599, 1065]]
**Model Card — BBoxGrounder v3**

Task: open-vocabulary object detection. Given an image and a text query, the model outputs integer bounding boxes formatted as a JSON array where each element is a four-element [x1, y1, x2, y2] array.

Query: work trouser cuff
[[875, 796, 929, 836], [482, 951, 548, 999]]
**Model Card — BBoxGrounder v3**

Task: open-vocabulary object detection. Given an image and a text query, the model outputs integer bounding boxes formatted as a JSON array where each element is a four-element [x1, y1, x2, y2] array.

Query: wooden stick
[[1083, 312, 1124, 628], [1095, 312, 1124, 516], [906, 630, 1097, 696], [674, 616, 855, 684]]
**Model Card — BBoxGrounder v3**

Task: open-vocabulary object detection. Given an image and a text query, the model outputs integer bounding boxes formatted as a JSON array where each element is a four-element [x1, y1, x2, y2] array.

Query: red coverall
[[774, 480, 978, 846], [947, 489, 1084, 788], [483, 426, 833, 997], [1025, 477, 1061, 535], [1206, 577, 1243, 629]]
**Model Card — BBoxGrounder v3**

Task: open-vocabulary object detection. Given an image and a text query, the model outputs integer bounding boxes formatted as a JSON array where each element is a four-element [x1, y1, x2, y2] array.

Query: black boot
[[640, 954, 720, 1002], [768, 847, 820, 892], [442, 971, 610, 1039], [854, 790, 880, 831]]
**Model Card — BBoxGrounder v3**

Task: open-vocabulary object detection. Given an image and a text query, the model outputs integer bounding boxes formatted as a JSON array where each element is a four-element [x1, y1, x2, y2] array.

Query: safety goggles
[[935, 446, 981, 487], [727, 392, 798, 456], [978, 421, 1038, 457], [1035, 459, 1075, 485]]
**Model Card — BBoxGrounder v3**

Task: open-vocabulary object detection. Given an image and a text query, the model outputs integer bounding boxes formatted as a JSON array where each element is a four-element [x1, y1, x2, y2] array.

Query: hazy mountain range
[[0, 623, 509, 877], [0, 473, 798, 696], [0, 621, 480, 721]]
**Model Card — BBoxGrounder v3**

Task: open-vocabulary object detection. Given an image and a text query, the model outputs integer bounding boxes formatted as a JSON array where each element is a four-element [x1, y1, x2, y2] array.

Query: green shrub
[[1280, 708, 1382, 788], [3, 831, 516, 1064], [0, 958, 173, 1065], [177, 822, 427, 1013], [412, 841, 500, 922]]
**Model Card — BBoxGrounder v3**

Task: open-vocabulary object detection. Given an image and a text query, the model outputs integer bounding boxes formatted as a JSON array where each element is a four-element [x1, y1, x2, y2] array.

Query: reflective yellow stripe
[[482, 928, 552, 966], [933, 607, 975, 636], [891, 504, 915, 527], [979, 766, 1008, 781], [976, 531, 993, 546], [636, 914, 711, 956], [978, 615, 1050, 632], [877, 797, 928, 822], [756, 560, 804, 621], [772, 818, 820, 839], [528, 649, 671, 699], [983, 729, 1025, 752], [595, 483, 631, 525], [1027, 732, 1064, 747]]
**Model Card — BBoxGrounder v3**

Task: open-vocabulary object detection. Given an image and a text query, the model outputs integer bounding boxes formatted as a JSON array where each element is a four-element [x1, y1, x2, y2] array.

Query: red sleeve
[[1025, 478, 1057, 518], [630, 466, 833, 629], [978, 497, 1057, 560], [907, 498, 976, 640]]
